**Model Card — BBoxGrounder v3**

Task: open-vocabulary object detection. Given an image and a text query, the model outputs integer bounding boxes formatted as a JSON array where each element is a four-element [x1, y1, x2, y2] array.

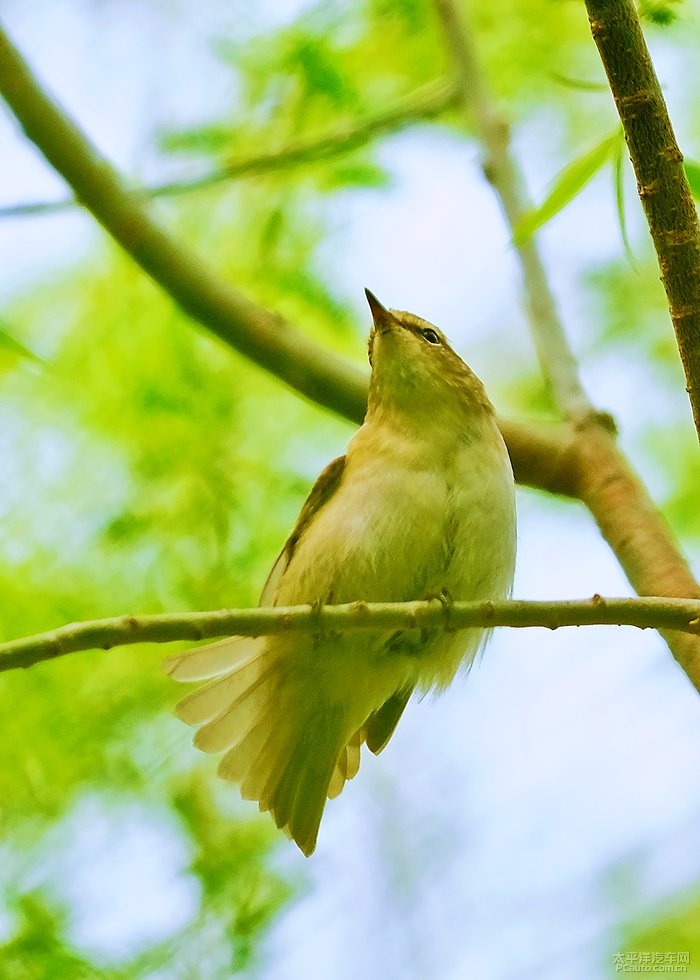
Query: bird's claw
[[428, 588, 455, 631]]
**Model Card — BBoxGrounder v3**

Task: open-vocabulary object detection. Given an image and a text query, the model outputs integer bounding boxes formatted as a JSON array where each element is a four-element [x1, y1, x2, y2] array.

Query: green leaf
[[639, 0, 683, 25], [683, 159, 700, 199], [317, 161, 390, 191], [286, 35, 357, 107], [613, 135, 637, 269], [549, 72, 609, 93], [514, 132, 619, 244], [158, 122, 235, 158], [0, 320, 42, 364]]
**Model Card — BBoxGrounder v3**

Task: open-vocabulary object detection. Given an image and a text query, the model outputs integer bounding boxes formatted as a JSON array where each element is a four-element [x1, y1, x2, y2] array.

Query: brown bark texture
[[586, 0, 700, 439]]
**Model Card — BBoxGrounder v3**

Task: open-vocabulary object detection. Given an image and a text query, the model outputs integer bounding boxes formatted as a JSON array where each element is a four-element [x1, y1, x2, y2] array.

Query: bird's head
[[364, 289, 495, 429]]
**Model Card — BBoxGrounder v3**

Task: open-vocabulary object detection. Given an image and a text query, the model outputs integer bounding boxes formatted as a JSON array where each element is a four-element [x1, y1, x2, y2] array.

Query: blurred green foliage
[[612, 888, 700, 977], [0, 237, 327, 972]]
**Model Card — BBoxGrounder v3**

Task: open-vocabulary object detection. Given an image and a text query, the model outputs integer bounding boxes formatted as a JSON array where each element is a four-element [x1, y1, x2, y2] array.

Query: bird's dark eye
[[421, 328, 441, 345]]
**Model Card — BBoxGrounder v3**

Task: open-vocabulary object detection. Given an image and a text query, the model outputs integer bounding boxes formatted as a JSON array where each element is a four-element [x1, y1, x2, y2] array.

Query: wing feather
[[364, 689, 413, 755], [259, 455, 346, 606]]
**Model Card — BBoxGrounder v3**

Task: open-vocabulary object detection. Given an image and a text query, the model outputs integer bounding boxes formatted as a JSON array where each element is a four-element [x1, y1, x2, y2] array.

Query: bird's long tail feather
[[164, 637, 358, 856]]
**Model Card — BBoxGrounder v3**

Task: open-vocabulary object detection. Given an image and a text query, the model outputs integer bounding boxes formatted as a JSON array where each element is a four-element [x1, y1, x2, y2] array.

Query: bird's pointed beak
[[364, 288, 395, 332]]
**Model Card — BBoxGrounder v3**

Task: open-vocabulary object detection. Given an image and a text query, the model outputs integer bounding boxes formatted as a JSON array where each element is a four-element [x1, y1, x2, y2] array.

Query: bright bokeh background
[[1, 1, 700, 977]]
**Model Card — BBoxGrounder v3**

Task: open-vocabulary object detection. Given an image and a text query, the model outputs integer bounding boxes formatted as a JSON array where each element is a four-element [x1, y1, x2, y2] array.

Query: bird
[[164, 289, 517, 856]]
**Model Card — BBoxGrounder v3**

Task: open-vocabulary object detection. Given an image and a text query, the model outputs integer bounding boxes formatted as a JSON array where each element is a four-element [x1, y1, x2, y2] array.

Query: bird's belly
[[280, 446, 515, 610]]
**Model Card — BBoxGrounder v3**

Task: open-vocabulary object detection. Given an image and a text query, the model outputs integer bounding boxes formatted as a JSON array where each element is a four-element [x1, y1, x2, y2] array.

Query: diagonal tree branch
[[0, 79, 459, 219], [585, 0, 700, 442], [1, 22, 700, 689], [0, 23, 369, 422], [3, 596, 700, 675], [433, 0, 595, 423]]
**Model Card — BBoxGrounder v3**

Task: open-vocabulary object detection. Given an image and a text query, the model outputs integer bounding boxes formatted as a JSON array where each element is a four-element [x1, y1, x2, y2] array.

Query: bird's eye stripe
[[421, 328, 441, 345]]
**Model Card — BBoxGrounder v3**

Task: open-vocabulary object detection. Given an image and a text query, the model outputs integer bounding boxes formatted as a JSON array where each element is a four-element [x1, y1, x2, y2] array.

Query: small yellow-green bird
[[165, 290, 516, 856]]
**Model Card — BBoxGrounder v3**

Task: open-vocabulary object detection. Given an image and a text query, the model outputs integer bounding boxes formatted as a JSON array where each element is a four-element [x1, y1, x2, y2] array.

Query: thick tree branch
[[432, 0, 594, 423], [585, 0, 700, 440], [1, 23, 700, 690], [0, 79, 459, 219], [3, 596, 700, 674]]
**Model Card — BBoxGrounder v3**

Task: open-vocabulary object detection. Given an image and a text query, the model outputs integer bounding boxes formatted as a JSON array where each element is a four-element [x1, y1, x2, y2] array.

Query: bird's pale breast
[[276, 416, 516, 644]]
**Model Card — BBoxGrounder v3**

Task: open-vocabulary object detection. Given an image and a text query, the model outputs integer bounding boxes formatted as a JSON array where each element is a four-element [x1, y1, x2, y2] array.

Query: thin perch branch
[[3, 596, 700, 673], [0, 80, 459, 219], [432, 0, 595, 423], [585, 0, 700, 440]]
